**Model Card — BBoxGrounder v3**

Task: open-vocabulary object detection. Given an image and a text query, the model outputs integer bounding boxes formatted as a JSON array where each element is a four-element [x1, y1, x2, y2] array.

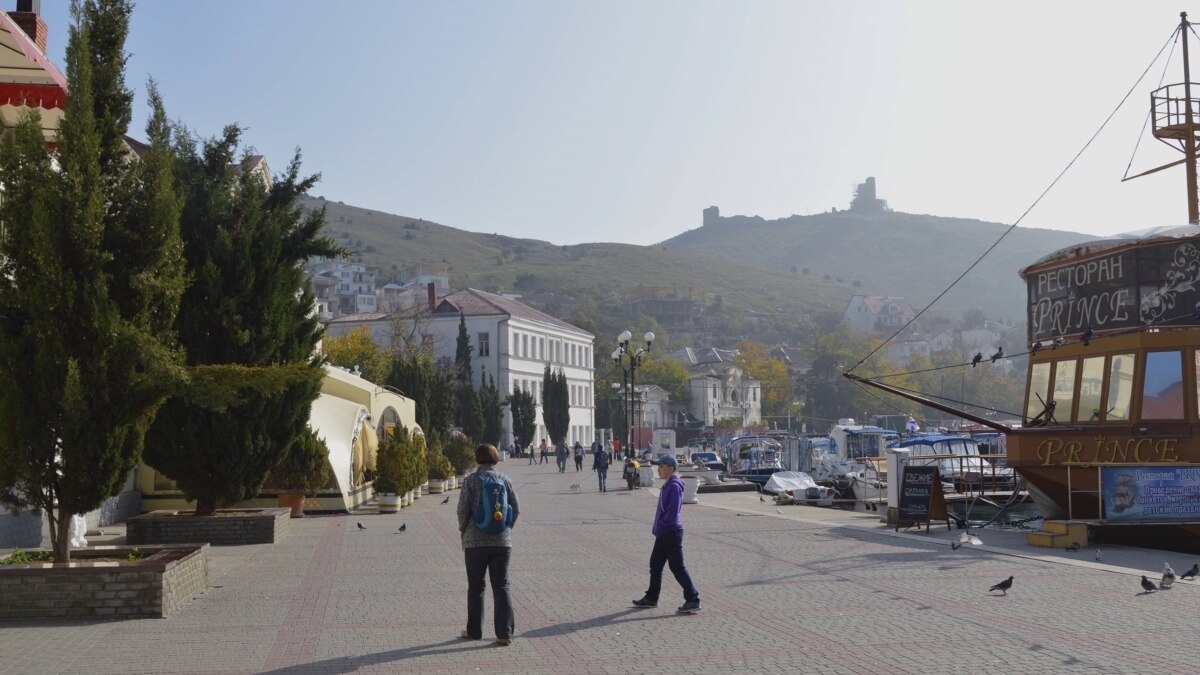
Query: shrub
[[266, 429, 332, 495], [375, 427, 409, 495], [444, 432, 476, 475]]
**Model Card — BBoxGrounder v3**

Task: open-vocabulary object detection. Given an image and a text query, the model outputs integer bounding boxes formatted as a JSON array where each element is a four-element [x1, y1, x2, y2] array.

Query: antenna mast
[[1181, 12, 1198, 223]]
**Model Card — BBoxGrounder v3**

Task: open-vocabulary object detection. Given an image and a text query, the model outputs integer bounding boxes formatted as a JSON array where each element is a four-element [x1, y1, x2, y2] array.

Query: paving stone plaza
[[3, 460, 1199, 674]]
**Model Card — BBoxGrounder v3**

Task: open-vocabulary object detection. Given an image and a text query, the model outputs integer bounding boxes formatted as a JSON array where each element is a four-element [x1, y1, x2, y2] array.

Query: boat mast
[[1182, 12, 1199, 224]]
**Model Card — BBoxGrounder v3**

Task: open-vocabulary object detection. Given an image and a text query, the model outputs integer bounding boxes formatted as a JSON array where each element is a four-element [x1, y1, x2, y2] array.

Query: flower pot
[[420, 481, 429, 495], [413, 485, 421, 500], [277, 491, 307, 518], [681, 476, 700, 504], [403, 490, 414, 507], [378, 493, 401, 514], [429, 479, 446, 494]]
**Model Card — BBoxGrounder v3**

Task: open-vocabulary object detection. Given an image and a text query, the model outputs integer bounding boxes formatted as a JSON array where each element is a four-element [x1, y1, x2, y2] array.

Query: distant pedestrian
[[539, 439, 548, 465], [613, 438, 622, 461], [632, 455, 701, 614], [457, 443, 520, 646], [573, 442, 585, 471], [556, 441, 568, 473], [528, 441, 536, 465], [593, 444, 611, 492], [906, 416, 919, 435]]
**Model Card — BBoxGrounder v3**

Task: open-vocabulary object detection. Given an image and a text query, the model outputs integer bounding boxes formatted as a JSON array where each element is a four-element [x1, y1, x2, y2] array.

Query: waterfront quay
[[3, 461, 1199, 674]]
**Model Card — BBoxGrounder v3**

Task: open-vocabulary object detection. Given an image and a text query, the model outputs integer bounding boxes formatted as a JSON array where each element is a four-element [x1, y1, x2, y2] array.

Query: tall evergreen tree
[[454, 312, 472, 375], [481, 373, 503, 445], [506, 386, 537, 453], [0, 1, 184, 562], [541, 366, 570, 444], [143, 125, 337, 516]]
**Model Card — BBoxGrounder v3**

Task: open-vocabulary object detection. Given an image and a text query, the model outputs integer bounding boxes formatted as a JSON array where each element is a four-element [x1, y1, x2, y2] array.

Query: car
[[689, 451, 725, 473]]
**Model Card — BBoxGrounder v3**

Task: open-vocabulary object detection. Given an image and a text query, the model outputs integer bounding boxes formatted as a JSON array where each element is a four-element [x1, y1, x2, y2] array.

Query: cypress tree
[[143, 126, 337, 516], [0, 1, 184, 562], [506, 386, 537, 452], [542, 365, 570, 444], [481, 373, 503, 445]]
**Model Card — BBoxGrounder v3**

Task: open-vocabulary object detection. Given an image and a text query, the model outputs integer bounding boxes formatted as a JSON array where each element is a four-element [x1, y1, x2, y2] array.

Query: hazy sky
[[33, 1, 1200, 245]]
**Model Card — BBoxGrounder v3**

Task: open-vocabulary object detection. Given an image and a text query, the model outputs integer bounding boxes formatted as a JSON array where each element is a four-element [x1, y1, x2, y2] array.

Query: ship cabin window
[[1105, 353, 1135, 422], [1026, 362, 1051, 420], [1077, 356, 1105, 422], [1141, 350, 1184, 419], [1051, 359, 1076, 423]]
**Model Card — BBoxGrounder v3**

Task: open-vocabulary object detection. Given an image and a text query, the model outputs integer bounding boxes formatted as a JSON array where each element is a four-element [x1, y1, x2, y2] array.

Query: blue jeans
[[644, 529, 699, 603], [597, 468, 608, 492], [464, 546, 514, 640]]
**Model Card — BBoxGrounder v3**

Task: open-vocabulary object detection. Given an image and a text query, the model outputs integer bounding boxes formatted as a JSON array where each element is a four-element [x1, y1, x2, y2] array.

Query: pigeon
[[1094, 548, 1103, 562], [990, 347, 1004, 363], [1031, 341, 1043, 355], [1141, 575, 1158, 593], [1161, 563, 1175, 589], [441, 495, 451, 504], [1065, 542, 1080, 552], [759, 495, 765, 502], [952, 532, 983, 550], [971, 352, 983, 367], [356, 522, 366, 531], [1181, 563, 1199, 580], [1052, 336, 1065, 349], [988, 576, 1014, 595], [1081, 327, 1095, 346], [398, 523, 407, 533]]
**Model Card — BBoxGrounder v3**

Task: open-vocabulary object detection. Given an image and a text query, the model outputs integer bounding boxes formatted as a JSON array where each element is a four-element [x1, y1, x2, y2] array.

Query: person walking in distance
[[556, 440, 568, 473], [457, 444, 519, 646], [573, 442, 585, 472], [528, 439, 536, 465], [632, 455, 701, 614], [593, 442, 611, 492], [539, 438, 548, 465]]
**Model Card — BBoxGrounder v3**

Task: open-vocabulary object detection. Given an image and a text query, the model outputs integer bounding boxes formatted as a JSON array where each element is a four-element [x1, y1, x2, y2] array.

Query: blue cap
[[651, 454, 677, 468]]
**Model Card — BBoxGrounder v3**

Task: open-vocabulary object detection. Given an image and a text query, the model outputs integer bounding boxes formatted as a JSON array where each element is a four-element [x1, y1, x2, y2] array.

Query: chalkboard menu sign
[[896, 465, 949, 531]]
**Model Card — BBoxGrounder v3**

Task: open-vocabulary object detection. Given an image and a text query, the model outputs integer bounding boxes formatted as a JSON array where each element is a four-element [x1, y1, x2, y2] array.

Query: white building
[[689, 366, 762, 428], [424, 288, 596, 449], [843, 295, 916, 334]]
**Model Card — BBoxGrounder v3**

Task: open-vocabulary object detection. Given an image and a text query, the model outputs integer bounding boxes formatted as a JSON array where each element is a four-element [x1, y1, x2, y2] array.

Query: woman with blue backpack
[[456, 443, 520, 646]]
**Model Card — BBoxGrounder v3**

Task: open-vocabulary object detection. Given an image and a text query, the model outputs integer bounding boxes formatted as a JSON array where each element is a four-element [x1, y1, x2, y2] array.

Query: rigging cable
[[847, 25, 1183, 375], [1123, 27, 1179, 179]]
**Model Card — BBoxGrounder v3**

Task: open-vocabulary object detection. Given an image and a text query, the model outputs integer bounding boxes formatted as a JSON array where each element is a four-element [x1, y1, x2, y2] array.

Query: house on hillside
[[666, 347, 763, 428], [843, 295, 916, 334], [305, 257, 378, 318]]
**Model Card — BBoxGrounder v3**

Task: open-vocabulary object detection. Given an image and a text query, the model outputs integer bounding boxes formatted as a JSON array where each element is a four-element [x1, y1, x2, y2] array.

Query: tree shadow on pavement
[[254, 638, 493, 675], [518, 607, 677, 639]]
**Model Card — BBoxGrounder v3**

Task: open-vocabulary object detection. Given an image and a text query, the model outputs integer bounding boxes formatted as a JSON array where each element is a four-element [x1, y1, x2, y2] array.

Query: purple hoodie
[[653, 474, 685, 537]]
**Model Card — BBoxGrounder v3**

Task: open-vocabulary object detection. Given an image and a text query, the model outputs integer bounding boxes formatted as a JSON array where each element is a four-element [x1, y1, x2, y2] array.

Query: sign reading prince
[[1025, 240, 1200, 341]]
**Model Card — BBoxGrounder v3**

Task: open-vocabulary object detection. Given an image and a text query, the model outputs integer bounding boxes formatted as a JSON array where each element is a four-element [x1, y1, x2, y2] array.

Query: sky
[[31, 1, 1200, 245]]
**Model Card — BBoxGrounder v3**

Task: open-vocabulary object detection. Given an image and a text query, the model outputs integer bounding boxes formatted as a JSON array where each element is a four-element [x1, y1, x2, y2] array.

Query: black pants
[[644, 530, 699, 603], [574, 456, 583, 471], [464, 546, 514, 640]]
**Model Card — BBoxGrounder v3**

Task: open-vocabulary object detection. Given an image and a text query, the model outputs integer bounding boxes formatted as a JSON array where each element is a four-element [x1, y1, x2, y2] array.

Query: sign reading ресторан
[[1023, 239, 1200, 341]]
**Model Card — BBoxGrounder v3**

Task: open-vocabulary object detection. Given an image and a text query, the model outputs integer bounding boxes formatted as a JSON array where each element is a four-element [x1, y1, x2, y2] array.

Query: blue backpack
[[473, 473, 514, 534]]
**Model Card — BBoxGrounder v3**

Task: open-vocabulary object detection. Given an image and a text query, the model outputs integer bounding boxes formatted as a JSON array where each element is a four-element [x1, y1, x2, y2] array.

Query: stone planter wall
[[0, 543, 209, 619], [127, 508, 291, 546]]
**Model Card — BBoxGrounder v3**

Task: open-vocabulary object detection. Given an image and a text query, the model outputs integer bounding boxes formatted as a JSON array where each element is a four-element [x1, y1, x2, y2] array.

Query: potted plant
[[427, 444, 452, 493], [269, 430, 332, 517], [445, 432, 476, 488], [412, 434, 428, 499], [375, 427, 407, 513]]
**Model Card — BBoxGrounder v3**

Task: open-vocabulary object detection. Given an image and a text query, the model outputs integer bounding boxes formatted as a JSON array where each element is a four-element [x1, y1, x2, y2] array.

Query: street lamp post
[[614, 330, 654, 458]]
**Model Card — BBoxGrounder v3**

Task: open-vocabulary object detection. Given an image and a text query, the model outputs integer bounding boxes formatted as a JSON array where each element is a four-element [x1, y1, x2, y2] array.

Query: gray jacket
[[457, 464, 520, 549]]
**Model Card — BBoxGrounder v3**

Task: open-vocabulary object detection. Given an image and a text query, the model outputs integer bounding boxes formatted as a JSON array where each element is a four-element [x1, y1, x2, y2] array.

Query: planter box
[[0, 543, 208, 619], [428, 479, 446, 494], [378, 493, 401, 513], [126, 508, 291, 546]]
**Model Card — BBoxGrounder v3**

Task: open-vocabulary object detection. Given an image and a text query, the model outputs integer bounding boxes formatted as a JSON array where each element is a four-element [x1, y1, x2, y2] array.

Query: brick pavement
[[3, 461, 1200, 673]]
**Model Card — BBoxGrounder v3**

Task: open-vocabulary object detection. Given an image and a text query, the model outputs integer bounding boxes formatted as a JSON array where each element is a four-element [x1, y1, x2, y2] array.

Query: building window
[[523, 334, 529, 358], [539, 337, 544, 360], [478, 332, 490, 357]]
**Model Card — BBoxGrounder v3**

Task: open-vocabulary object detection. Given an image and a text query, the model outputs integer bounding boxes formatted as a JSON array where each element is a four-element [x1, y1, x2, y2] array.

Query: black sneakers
[[631, 596, 657, 608], [677, 599, 702, 614]]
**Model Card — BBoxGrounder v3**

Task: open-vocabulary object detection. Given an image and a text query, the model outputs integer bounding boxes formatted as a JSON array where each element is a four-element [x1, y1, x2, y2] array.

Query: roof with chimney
[[432, 288, 591, 337], [0, 4, 66, 140]]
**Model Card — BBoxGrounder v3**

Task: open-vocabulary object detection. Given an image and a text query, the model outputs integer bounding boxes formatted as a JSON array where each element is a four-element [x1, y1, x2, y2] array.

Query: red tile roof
[[434, 288, 591, 337]]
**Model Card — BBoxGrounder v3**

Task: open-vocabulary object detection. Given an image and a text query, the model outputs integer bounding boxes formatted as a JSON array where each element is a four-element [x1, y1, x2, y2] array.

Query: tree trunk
[[195, 496, 219, 517], [53, 507, 72, 564]]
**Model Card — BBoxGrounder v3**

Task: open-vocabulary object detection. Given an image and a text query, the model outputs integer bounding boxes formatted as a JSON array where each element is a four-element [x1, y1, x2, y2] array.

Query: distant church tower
[[703, 206, 720, 226], [850, 177, 889, 215]]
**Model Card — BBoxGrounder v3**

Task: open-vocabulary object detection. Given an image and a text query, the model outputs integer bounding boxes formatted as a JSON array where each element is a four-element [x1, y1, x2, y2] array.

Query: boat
[[810, 419, 890, 504], [844, 13, 1200, 551], [888, 435, 1018, 495], [722, 435, 785, 486]]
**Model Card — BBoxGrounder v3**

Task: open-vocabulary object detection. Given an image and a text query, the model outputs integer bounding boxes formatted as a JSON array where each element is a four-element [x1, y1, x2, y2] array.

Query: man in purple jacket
[[632, 455, 702, 613]]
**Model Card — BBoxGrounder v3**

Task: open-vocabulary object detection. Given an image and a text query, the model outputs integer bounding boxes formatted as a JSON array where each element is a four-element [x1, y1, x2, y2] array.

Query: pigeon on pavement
[[399, 523, 407, 533], [1162, 563, 1176, 589], [759, 495, 765, 502], [1181, 563, 1199, 580], [1064, 542, 1080, 552], [356, 522, 366, 531], [1141, 575, 1158, 593], [952, 532, 983, 550], [1094, 548, 1103, 562], [441, 495, 451, 504], [988, 576, 1014, 595]]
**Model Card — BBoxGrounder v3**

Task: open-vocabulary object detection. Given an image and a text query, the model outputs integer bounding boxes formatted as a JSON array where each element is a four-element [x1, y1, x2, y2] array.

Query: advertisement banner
[[1102, 466, 1200, 521]]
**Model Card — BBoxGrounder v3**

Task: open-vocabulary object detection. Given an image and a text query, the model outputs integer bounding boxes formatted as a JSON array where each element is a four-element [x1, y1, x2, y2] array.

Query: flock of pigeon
[[351, 493, 455, 533]]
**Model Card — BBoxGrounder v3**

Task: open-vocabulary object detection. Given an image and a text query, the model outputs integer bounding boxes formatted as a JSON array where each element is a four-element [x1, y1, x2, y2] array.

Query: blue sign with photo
[[1102, 467, 1200, 521]]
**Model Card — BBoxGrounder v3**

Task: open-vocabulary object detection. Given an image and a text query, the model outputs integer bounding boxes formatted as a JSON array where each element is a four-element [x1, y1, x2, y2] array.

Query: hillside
[[302, 196, 1095, 341], [658, 210, 1091, 322]]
